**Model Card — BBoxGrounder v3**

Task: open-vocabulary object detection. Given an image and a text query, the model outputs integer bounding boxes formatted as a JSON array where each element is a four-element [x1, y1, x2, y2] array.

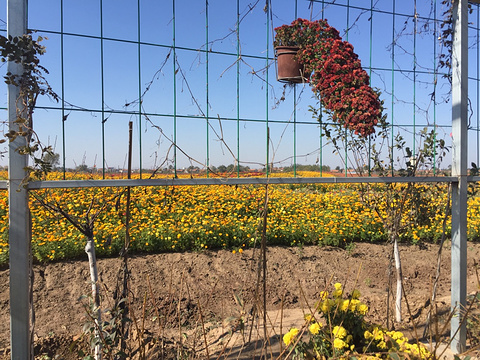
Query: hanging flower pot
[[274, 18, 383, 137], [275, 46, 309, 83]]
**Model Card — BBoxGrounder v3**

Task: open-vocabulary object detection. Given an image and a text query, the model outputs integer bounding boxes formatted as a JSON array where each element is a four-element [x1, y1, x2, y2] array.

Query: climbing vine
[[0, 33, 59, 179]]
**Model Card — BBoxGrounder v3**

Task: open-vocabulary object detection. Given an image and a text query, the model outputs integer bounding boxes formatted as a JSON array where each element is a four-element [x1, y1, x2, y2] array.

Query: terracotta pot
[[275, 46, 309, 83]]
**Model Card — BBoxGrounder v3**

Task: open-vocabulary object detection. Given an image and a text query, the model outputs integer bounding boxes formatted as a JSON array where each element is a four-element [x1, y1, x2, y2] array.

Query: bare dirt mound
[[0, 242, 479, 358]]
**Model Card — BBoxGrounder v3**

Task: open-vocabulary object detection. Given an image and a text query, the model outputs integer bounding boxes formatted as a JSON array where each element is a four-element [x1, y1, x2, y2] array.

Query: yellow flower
[[333, 325, 347, 339], [372, 327, 383, 341], [339, 299, 350, 312], [349, 299, 360, 311], [320, 299, 333, 313], [333, 282, 343, 298], [319, 290, 329, 300], [309, 322, 322, 335], [304, 314, 314, 323], [390, 331, 404, 340], [396, 338, 407, 346], [333, 338, 347, 349], [283, 328, 299, 346], [357, 303, 368, 315]]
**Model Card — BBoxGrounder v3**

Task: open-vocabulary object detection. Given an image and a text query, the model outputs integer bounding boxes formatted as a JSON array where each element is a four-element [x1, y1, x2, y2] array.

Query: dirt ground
[[0, 242, 479, 359]]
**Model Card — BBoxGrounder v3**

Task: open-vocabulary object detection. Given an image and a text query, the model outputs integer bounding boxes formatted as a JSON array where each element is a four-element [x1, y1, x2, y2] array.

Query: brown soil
[[0, 242, 479, 359]]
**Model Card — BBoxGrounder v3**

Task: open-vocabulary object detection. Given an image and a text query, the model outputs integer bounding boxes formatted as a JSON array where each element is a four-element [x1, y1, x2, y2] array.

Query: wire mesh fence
[[2, 1, 479, 356], [0, 0, 474, 179]]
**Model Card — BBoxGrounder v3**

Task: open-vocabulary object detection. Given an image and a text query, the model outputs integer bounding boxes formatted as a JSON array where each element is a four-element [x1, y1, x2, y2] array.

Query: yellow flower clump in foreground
[[284, 282, 431, 359]]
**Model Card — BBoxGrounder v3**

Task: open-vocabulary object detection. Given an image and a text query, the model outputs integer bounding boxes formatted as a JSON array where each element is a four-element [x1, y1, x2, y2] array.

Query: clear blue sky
[[0, 0, 477, 171]]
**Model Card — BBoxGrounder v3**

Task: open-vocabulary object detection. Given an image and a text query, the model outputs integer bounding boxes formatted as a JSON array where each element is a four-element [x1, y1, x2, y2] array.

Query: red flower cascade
[[274, 18, 382, 137]]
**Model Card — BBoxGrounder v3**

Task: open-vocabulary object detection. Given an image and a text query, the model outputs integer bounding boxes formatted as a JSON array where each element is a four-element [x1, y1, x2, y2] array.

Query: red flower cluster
[[274, 18, 382, 137]]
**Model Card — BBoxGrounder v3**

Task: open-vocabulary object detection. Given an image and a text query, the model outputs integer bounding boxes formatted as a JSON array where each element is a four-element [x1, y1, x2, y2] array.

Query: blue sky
[[0, 0, 477, 172]]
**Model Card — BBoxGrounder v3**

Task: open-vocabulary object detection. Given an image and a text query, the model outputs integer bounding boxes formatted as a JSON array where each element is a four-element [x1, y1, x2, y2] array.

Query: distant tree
[[281, 164, 330, 173], [187, 165, 199, 173], [76, 164, 89, 172], [42, 151, 60, 168]]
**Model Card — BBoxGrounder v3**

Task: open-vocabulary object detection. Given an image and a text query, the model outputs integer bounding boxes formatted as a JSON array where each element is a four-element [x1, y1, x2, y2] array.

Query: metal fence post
[[7, 0, 31, 358], [451, 0, 468, 353]]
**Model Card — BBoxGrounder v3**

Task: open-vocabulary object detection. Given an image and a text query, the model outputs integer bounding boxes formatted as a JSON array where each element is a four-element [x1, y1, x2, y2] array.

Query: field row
[[0, 172, 478, 263]]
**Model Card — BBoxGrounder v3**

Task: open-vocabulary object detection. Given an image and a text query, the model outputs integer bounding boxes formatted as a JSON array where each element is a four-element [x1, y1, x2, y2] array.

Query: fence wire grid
[[1, 1, 478, 357], [0, 0, 476, 179]]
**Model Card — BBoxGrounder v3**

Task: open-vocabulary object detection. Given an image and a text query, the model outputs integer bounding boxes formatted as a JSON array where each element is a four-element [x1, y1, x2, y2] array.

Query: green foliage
[[78, 295, 146, 359]]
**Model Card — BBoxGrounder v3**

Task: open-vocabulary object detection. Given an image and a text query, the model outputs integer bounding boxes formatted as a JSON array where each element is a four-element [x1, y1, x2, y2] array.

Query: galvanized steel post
[[451, 0, 468, 353], [7, 0, 32, 358]]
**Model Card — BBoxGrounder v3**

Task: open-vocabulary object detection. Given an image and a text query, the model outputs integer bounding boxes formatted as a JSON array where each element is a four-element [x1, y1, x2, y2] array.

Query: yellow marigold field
[[0, 171, 477, 264]]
